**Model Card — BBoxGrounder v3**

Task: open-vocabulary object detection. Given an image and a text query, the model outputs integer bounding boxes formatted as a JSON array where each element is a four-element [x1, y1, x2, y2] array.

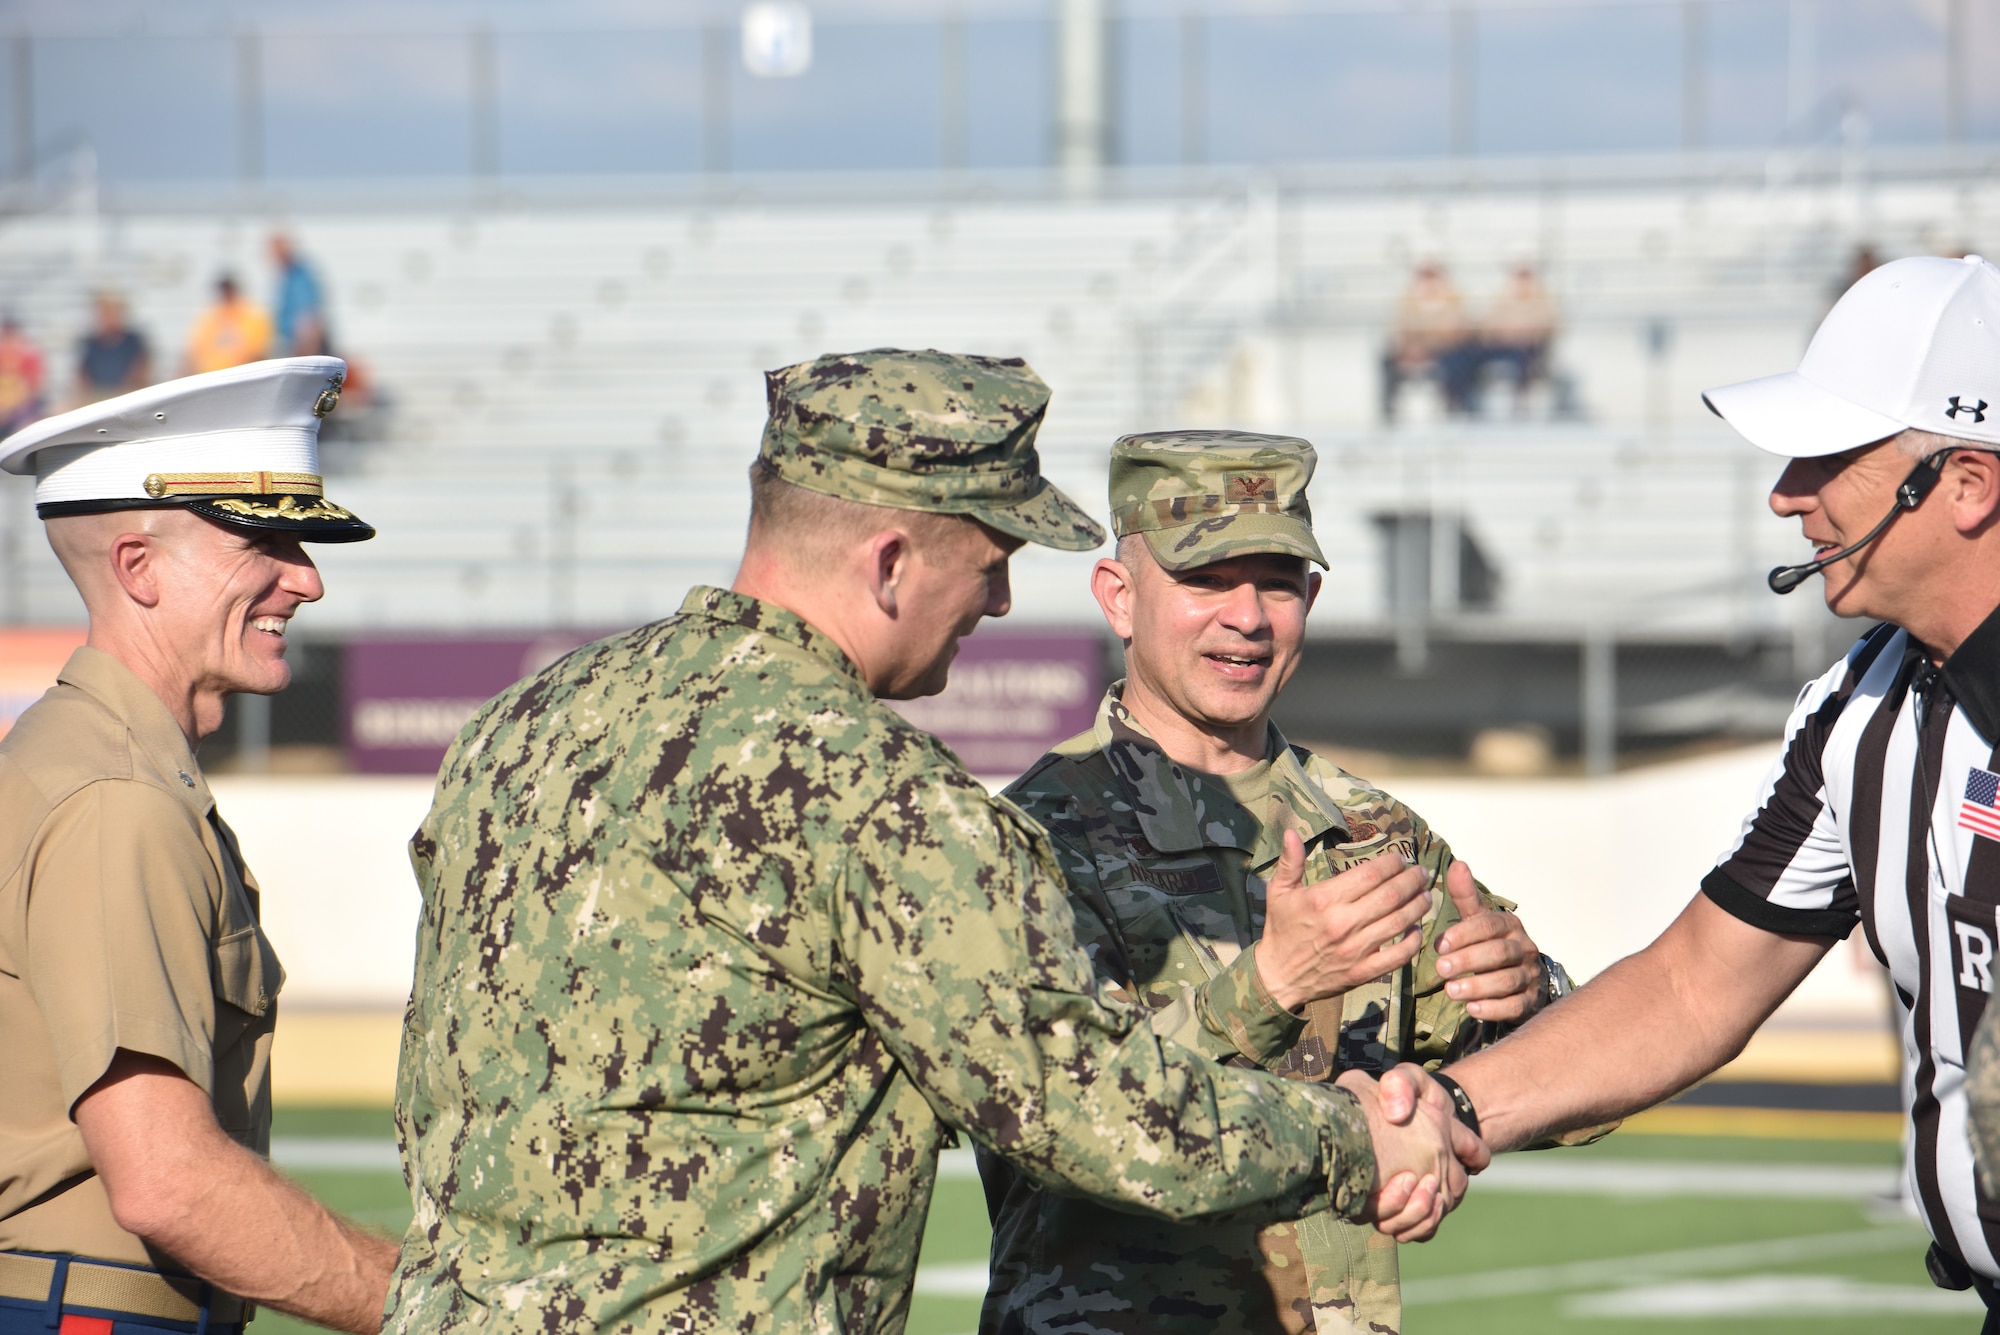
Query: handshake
[[1338, 1063, 1487, 1244], [1254, 832, 1551, 1244]]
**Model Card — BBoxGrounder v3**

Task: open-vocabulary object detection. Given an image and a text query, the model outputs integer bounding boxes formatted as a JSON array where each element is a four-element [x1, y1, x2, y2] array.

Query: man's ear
[[1090, 557, 1137, 640], [1950, 449, 2000, 538], [107, 530, 164, 609], [865, 529, 913, 618], [1306, 568, 1323, 613]]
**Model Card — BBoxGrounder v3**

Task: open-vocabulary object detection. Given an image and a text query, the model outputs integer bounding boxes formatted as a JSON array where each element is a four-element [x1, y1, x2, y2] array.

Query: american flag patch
[[1959, 767, 2000, 841]]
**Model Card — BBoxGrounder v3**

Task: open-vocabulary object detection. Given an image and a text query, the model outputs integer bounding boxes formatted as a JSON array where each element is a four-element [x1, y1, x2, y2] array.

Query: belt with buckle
[[0, 1251, 248, 1326]]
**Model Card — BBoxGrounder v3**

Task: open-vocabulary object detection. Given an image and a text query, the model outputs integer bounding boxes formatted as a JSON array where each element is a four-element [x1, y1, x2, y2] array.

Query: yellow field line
[[1621, 1105, 1903, 1141]]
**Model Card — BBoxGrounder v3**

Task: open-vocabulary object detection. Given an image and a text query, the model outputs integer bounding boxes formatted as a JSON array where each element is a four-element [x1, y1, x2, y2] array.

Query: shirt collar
[[679, 586, 868, 690], [1941, 602, 2000, 741], [55, 646, 212, 817], [1093, 681, 1348, 866]]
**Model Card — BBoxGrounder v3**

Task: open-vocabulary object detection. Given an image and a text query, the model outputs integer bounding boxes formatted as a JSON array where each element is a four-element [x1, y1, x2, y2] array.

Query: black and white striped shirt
[[1704, 608, 2000, 1281]]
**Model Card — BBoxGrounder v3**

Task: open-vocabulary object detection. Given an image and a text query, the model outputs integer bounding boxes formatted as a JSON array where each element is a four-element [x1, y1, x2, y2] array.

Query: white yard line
[[1567, 1273, 1982, 1318], [942, 1149, 1899, 1198], [1404, 1227, 1923, 1306], [283, 1143, 1898, 1202], [1472, 1156, 1898, 1198], [271, 1137, 403, 1172], [271, 1140, 1938, 1316], [920, 1225, 1935, 1307], [913, 1262, 991, 1298]]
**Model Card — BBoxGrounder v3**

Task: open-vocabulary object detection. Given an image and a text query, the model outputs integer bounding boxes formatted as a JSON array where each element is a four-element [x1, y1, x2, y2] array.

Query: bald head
[[42, 509, 325, 742], [46, 509, 192, 614]]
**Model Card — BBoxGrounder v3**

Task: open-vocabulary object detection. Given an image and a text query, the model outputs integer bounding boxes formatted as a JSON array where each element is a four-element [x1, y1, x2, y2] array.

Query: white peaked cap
[[1703, 254, 2000, 459], [0, 356, 373, 541]]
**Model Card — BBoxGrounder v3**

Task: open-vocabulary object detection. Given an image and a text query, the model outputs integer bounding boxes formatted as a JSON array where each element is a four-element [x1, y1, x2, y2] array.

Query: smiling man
[[1431, 254, 2000, 1331], [0, 359, 398, 1335], [982, 431, 1569, 1335], [387, 353, 1481, 1335]]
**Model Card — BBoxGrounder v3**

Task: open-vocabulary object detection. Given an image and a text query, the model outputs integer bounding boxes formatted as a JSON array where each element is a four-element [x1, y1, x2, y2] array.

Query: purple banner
[[887, 630, 1105, 777], [348, 627, 1105, 779], [345, 631, 612, 774]]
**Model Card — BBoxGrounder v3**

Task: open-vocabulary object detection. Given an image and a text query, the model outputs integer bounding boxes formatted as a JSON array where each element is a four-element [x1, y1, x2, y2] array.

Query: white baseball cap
[[0, 356, 373, 540], [1703, 254, 2000, 459]]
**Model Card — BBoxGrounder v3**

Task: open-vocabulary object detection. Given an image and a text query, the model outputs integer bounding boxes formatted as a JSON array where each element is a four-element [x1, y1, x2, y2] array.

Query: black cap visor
[[37, 493, 376, 542]]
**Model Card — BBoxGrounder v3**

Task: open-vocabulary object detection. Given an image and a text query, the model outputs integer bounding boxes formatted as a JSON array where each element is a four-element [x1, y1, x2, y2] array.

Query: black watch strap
[[1430, 1071, 1481, 1138], [1540, 953, 1575, 1007]]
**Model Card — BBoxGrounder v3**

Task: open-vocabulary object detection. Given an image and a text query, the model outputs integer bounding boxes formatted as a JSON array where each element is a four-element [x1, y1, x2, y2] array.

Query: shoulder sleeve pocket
[[212, 924, 282, 1016]]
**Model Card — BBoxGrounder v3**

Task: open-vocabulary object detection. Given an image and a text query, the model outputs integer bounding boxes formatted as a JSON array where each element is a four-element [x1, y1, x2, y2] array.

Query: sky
[[0, 0, 1992, 184]]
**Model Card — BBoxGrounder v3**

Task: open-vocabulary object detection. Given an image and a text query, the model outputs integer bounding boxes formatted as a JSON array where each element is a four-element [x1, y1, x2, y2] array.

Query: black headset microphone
[[1766, 452, 1947, 595]]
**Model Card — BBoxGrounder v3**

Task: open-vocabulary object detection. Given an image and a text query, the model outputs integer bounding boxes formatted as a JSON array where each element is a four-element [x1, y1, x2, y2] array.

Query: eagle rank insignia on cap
[[0, 356, 374, 541]]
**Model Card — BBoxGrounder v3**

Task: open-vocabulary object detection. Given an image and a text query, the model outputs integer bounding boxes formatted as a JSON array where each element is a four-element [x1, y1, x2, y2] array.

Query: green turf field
[[264, 1108, 1977, 1334]]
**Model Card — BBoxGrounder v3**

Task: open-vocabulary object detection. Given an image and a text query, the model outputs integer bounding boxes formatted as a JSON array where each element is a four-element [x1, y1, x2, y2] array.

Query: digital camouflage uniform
[[978, 431, 1563, 1335], [386, 356, 1382, 1335]]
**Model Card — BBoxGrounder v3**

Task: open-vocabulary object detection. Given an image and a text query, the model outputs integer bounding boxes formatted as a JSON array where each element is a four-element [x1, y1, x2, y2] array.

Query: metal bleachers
[[2, 147, 1997, 642]]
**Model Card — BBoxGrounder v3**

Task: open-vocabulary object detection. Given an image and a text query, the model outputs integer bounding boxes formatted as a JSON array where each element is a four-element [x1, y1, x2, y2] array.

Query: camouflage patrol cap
[[759, 348, 1105, 551], [1110, 429, 1326, 572]]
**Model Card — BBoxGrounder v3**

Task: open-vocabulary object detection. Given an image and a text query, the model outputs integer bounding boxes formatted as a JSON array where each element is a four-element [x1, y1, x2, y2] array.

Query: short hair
[[746, 458, 976, 567], [1900, 427, 1998, 460]]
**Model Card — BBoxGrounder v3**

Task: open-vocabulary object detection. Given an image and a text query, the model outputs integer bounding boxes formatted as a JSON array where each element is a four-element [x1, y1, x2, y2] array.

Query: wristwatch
[[1540, 953, 1575, 1009], [1429, 1071, 1481, 1137]]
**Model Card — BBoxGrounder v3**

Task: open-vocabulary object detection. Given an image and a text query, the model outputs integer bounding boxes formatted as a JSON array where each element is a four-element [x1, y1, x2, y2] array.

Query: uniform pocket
[[212, 924, 281, 1017]]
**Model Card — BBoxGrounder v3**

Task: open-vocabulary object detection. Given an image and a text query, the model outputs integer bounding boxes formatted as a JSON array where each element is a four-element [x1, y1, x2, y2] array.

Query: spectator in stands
[[1480, 262, 1558, 410], [0, 316, 47, 438], [270, 233, 329, 357], [74, 291, 152, 404], [266, 233, 380, 441], [1826, 245, 1881, 318], [1847, 244, 1881, 285], [1382, 261, 1477, 421], [183, 275, 272, 375]]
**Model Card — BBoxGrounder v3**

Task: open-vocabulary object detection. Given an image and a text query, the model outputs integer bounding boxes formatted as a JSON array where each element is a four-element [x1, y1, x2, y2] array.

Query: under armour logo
[[1947, 396, 1988, 423]]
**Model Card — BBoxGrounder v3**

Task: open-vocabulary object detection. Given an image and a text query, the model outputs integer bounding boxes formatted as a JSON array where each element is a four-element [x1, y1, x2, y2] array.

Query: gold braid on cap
[[142, 471, 324, 498], [204, 495, 358, 522]]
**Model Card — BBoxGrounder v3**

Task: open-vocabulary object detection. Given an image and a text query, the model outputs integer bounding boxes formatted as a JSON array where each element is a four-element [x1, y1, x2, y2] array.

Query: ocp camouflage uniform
[[978, 428, 1572, 1335], [385, 354, 1383, 1335], [981, 689, 1513, 1335]]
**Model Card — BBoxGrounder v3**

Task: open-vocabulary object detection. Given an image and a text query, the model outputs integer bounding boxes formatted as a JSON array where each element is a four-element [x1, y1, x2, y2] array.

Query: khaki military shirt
[[983, 686, 1525, 1335], [0, 648, 284, 1267], [387, 588, 1376, 1335]]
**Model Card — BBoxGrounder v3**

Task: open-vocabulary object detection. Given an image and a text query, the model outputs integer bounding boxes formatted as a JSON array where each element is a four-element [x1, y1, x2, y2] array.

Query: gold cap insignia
[[144, 474, 168, 498], [312, 373, 345, 418]]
